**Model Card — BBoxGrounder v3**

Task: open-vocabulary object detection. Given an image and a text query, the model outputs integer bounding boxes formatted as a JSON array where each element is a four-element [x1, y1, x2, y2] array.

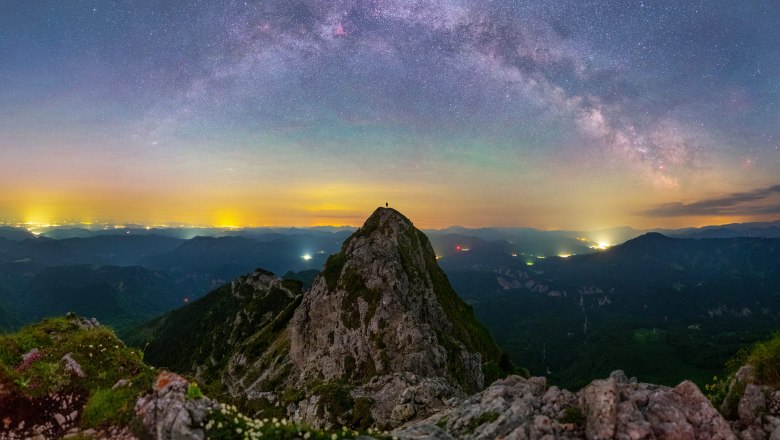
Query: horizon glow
[[1, 2, 779, 230]]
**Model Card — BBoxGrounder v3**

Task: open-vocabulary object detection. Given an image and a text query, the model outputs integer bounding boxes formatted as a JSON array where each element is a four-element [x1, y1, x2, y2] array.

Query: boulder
[[135, 371, 217, 440]]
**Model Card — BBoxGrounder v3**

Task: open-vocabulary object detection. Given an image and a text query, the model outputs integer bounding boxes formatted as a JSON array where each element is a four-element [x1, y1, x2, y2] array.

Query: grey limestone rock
[[739, 384, 768, 427], [135, 371, 217, 440], [400, 371, 739, 440]]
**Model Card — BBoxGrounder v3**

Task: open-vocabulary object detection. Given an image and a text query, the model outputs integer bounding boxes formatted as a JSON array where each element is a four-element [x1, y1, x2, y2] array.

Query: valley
[[2, 208, 779, 439]]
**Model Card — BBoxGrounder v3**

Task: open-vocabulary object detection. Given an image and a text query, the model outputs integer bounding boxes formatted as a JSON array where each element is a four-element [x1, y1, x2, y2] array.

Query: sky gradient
[[1, 1, 779, 229]]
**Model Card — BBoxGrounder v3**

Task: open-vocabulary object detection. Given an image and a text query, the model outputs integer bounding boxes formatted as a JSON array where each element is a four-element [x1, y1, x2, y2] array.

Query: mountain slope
[[134, 207, 512, 430], [446, 232, 780, 389], [129, 269, 302, 386], [288, 208, 508, 392], [13, 265, 189, 332]]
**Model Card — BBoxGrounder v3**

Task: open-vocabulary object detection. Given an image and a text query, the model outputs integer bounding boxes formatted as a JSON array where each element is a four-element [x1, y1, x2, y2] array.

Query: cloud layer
[[643, 185, 780, 217]]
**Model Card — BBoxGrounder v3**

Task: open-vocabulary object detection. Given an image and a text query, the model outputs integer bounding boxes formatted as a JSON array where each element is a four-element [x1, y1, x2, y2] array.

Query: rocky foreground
[[2, 309, 779, 440], [128, 369, 776, 440]]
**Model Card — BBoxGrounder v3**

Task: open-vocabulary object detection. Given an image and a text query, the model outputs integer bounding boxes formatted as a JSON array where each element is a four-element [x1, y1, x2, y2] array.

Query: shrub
[[746, 333, 780, 387], [186, 382, 204, 399], [466, 411, 499, 434], [81, 387, 139, 428], [558, 406, 585, 426]]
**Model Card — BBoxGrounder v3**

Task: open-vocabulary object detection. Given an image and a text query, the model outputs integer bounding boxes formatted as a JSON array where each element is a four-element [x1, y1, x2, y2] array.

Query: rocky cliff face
[[286, 208, 508, 423], [399, 370, 743, 440], [133, 269, 303, 392], [136, 208, 510, 430]]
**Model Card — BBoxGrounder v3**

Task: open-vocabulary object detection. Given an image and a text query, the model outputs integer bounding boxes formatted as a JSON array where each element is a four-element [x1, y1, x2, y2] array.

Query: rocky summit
[[286, 207, 510, 427], [135, 207, 511, 430]]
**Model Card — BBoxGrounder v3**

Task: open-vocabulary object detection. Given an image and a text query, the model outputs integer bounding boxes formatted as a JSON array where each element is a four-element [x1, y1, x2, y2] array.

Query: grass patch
[[466, 411, 499, 434], [746, 332, 780, 387], [558, 406, 585, 426], [0, 314, 156, 430], [81, 387, 140, 428]]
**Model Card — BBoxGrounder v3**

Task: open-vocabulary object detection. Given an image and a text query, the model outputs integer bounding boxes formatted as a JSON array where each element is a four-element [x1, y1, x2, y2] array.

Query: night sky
[[1, 1, 779, 229]]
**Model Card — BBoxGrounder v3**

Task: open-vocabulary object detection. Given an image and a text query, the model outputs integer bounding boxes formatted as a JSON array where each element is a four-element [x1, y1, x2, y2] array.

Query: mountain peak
[[624, 231, 674, 245], [133, 208, 510, 430], [354, 207, 414, 238], [285, 207, 510, 427], [368, 206, 411, 223]]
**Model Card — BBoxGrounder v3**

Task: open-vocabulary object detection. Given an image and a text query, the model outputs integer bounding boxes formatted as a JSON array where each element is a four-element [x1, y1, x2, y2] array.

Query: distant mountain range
[[2, 218, 780, 391], [0, 230, 349, 332], [442, 232, 780, 389]]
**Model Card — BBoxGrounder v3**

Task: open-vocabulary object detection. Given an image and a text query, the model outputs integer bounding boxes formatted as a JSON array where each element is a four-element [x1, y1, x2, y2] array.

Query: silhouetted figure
[[385, 202, 388, 207]]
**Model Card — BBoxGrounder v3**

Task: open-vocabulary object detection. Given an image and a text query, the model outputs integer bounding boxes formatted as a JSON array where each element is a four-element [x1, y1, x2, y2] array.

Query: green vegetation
[[707, 332, 780, 411], [339, 268, 382, 330], [558, 406, 585, 426], [446, 233, 780, 390], [323, 253, 347, 291], [466, 411, 499, 434], [126, 271, 302, 394], [186, 381, 204, 399], [206, 404, 390, 440], [416, 230, 513, 389], [81, 387, 140, 427], [302, 380, 375, 430], [0, 314, 155, 429], [282, 270, 320, 290], [745, 332, 780, 387]]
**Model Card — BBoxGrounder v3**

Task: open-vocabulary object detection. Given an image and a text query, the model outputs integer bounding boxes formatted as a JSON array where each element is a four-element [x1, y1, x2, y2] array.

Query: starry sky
[[1, 1, 779, 229]]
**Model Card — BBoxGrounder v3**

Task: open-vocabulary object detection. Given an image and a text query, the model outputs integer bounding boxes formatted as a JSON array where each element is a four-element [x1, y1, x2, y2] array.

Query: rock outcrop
[[280, 208, 509, 428], [718, 364, 780, 440], [400, 370, 738, 440], [137, 207, 511, 430], [135, 371, 216, 440]]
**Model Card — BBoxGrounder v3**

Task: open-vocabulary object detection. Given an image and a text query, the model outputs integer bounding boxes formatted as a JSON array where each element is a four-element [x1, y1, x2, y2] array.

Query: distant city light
[[558, 253, 572, 258], [302, 254, 313, 261]]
